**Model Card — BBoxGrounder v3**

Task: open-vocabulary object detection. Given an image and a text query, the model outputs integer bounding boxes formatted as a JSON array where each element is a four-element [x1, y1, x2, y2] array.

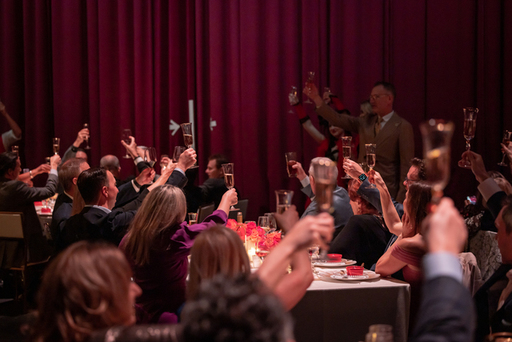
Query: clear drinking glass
[[83, 123, 91, 149], [285, 152, 298, 177], [420, 119, 455, 206], [180, 123, 198, 168], [222, 163, 236, 210], [258, 216, 270, 232], [304, 71, 315, 104], [498, 130, 512, 166], [365, 143, 377, 188], [341, 136, 352, 179], [188, 212, 197, 225], [53, 138, 60, 155], [312, 158, 336, 214], [144, 147, 157, 168], [173, 146, 186, 163], [265, 213, 277, 231], [160, 154, 169, 171], [275, 190, 294, 214], [458, 107, 478, 168], [122, 129, 132, 159]]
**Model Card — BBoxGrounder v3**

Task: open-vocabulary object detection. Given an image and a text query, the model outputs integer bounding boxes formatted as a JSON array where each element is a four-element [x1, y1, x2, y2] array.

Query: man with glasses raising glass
[[304, 81, 414, 203]]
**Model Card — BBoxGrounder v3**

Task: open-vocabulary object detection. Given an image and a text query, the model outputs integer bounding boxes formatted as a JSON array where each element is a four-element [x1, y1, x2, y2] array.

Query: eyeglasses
[[369, 93, 389, 101], [404, 177, 417, 185]]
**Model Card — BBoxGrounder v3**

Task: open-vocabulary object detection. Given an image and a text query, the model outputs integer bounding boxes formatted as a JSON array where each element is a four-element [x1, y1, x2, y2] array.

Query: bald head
[[100, 155, 121, 177]]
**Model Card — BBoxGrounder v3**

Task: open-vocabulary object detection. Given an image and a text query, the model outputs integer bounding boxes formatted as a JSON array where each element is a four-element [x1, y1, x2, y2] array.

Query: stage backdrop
[[1, 0, 511, 219]]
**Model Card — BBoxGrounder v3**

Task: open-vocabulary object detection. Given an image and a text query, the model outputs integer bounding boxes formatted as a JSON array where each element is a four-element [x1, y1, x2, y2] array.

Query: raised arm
[[0, 101, 22, 139], [373, 170, 402, 235], [289, 89, 325, 144]]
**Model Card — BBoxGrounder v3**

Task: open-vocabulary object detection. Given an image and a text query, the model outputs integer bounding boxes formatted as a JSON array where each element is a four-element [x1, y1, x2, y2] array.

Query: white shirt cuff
[[423, 252, 462, 283], [478, 177, 501, 202], [49, 169, 58, 177], [174, 167, 185, 176], [131, 179, 141, 193], [133, 156, 143, 165], [300, 176, 310, 188]]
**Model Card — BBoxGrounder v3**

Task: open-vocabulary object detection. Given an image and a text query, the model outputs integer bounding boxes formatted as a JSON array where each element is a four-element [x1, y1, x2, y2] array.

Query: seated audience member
[[50, 158, 91, 251], [32, 241, 141, 342], [0, 100, 22, 153], [410, 198, 475, 341], [460, 150, 512, 340], [0, 152, 60, 267], [182, 273, 294, 342], [115, 137, 195, 208], [188, 208, 332, 311], [100, 154, 132, 187], [184, 153, 230, 213], [61, 128, 89, 163], [293, 158, 353, 239], [60, 165, 174, 251], [376, 179, 431, 327], [119, 186, 237, 322]]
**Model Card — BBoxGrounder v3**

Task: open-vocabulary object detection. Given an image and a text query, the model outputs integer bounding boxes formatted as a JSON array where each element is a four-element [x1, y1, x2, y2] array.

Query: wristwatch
[[358, 174, 368, 182]]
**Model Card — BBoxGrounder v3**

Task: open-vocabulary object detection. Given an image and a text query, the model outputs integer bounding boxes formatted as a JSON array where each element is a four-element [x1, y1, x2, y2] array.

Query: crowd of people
[[0, 82, 512, 342]]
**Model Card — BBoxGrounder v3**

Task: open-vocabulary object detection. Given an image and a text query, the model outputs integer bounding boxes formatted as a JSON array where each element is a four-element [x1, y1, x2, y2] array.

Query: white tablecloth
[[290, 268, 410, 342]]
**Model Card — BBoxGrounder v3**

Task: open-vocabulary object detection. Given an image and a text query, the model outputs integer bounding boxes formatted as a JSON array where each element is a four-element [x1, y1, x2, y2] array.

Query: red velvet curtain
[[1, 0, 511, 219]]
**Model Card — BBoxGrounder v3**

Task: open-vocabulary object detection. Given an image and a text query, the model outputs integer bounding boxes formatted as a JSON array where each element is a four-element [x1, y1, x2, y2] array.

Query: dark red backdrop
[[1, 0, 511, 219]]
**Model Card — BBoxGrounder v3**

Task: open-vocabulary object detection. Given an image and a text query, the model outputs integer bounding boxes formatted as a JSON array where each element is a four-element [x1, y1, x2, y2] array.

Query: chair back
[[197, 204, 215, 223], [459, 252, 483, 296], [0, 212, 24, 239]]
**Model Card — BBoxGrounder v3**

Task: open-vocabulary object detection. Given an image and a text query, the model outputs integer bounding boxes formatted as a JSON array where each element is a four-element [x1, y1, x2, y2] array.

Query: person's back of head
[[59, 158, 88, 193], [181, 273, 293, 342], [0, 152, 18, 179], [100, 155, 121, 176], [77, 168, 109, 205], [308, 157, 339, 181], [187, 225, 251, 300]]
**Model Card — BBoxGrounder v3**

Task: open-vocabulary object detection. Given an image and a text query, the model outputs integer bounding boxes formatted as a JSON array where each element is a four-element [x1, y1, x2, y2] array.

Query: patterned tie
[[375, 116, 383, 135]]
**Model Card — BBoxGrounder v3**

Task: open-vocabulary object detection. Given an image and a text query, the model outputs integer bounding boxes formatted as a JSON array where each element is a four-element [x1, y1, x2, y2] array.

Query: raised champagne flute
[[365, 143, 377, 189], [180, 123, 198, 169], [498, 130, 512, 166], [83, 123, 91, 149], [222, 163, 236, 210], [420, 119, 455, 206], [122, 129, 132, 159], [458, 107, 478, 168], [304, 71, 315, 104], [285, 152, 298, 177], [53, 138, 60, 155], [341, 136, 352, 179]]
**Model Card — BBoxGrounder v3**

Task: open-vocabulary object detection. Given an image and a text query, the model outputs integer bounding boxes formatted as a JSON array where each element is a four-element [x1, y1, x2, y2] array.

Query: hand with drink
[[365, 143, 377, 189], [273, 204, 299, 233], [135, 167, 156, 186], [291, 161, 307, 181], [285, 152, 298, 177], [322, 87, 332, 104], [49, 154, 61, 171], [343, 159, 365, 179], [370, 170, 387, 190], [121, 129, 132, 159], [120, 135, 138, 159], [459, 150, 489, 184], [32, 163, 52, 176], [177, 148, 197, 171], [218, 188, 238, 214], [341, 136, 352, 179], [74, 128, 90, 148], [498, 130, 512, 166], [288, 86, 299, 106], [83, 123, 91, 149], [160, 155, 171, 171], [302, 80, 323, 107], [52, 137, 60, 155]]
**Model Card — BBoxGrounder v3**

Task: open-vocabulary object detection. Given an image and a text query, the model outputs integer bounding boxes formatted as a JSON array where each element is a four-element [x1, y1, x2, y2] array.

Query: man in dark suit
[[304, 81, 414, 202], [50, 158, 90, 251], [60, 165, 174, 251], [296, 158, 353, 239], [0, 152, 61, 267]]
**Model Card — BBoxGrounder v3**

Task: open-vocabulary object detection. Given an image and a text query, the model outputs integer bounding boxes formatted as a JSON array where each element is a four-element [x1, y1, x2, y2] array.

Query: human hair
[[70, 186, 86, 216], [503, 196, 512, 235], [0, 152, 18, 178], [77, 168, 109, 204], [99, 155, 120, 172], [208, 154, 229, 170], [181, 273, 293, 342], [123, 185, 187, 266], [187, 225, 251, 300], [33, 241, 135, 342], [405, 182, 432, 233], [374, 81, 396, 98], [59, 158, 87, 192], [308, 157, 338, 180], [360, 100, 372, 116], [410, 158, 427, 181]]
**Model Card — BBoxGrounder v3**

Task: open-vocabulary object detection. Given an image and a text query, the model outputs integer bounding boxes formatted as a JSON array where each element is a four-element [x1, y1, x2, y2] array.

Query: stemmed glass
[[173, 146, 186, 163], [160, 154, 169, 171], [222, 163, 236, 210], [145, 147, 157, 168], [180, 123, 198, 168], [52, 138, 60, 155], [498, 130, 512, 166], [122, 129, 132, 159], [304, 71, 315, 104], [264, 213, 277, 231], [83, 123, 91, 149], [275, 190, 294, 214], [420, 119, 455, 206], [258, 216, 270, 233], [365, 143, 377, 188], [341, 136, 352, 179], [458, 107, 478, 168]]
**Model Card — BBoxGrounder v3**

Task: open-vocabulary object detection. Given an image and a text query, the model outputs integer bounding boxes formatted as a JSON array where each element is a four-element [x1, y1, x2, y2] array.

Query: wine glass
[[258, 216, 270, 233], [144, 147, 157, 168], [45, 157, 51, 165], [341, 136, 352, 179], [304, 71, 315, 104], [323, 87, 332, 103], [53, 138, 60, 155], [180, 123, 198, 168], [288, 86, 299, 106], [122, 129, 132, 159], [83, 123, 91, 149], [420, 119, 455, 206], [498, 130, 512, 166], [285, 152, 298, 177], [160, 154, 169, 171], [222, 163, 236, 210], [458, 107, 478, 168], [264, 213, 277, 231], [173, 146, 186, 163], [365, 143, 377, 188], [275, 190, 294, 214]]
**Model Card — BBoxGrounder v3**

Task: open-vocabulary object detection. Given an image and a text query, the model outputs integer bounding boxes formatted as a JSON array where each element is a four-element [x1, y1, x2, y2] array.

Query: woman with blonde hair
[[119, 185, 237, 323], [33, 241, 141, 342]]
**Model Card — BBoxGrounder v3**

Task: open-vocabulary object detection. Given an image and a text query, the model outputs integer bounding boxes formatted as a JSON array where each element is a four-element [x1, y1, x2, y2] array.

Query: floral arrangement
[[226, 219, 281, 251]]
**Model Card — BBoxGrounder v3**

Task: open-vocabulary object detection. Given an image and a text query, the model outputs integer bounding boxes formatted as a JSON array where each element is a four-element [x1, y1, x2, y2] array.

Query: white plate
[[330, 270, 380, 281], [312, 259, 357, 267]]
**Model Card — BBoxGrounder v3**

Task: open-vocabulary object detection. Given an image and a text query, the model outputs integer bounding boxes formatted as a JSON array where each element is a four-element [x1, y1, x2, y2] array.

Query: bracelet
[[29, 170, 33, 179]]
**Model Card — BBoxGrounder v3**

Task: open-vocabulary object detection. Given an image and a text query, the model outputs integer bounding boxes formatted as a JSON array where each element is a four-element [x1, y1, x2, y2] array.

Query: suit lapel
[[375, 112, 401, 145]]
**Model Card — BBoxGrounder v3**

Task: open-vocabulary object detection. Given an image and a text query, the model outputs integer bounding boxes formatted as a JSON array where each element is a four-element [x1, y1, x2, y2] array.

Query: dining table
[[290, 265, 410, 342]]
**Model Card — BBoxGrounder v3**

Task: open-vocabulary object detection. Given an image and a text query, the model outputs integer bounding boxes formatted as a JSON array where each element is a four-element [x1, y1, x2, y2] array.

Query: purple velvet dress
[[119, 210, 227, 323]]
